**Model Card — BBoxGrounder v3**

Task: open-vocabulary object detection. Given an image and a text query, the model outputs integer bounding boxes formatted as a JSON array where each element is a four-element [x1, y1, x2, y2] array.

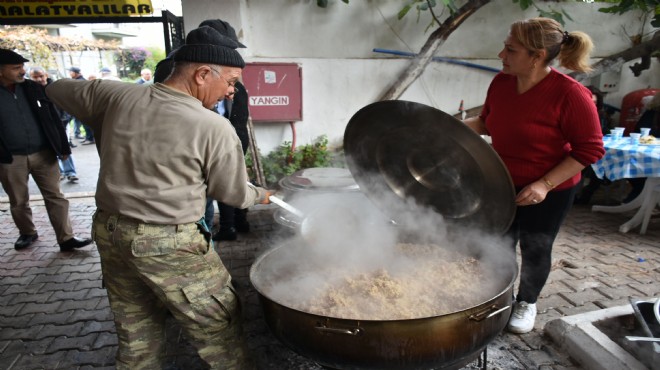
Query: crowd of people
[[1, 12, 656, 370]]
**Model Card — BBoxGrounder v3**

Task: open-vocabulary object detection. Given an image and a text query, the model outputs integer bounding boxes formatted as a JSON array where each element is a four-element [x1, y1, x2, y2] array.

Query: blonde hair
[[510, 17, 594, 73]]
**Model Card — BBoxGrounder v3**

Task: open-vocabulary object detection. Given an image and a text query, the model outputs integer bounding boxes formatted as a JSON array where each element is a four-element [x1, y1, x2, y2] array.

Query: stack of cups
[[630, 133, 641, 145], [611, 127, 625, 140]]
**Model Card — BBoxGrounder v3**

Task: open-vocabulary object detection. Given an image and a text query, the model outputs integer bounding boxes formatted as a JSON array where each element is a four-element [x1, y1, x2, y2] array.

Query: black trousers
[[218, 202, 248, 229], [506, 185, 577, 303]]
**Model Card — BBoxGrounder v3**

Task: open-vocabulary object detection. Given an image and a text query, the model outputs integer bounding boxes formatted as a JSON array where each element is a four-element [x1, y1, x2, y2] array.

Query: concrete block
[[47, 289, 90, 303], [92, 332, 118, 349], [28, 311, 72, 326], [56, 263, 94, 274], [66, 308, 113, 323], [596, 297, 638, 309], [594, 286, 627, 300], [595, 275, 641, 288], [34, 322, 84, 340], [19, 301, 62, 315], [74, 279, 103, 291], [47, 333, 98, 352], [79, 320, 116, 336], [559, 289, 609, 306], [544, 305, 649, 370], [57, 298, 100, 313], [0, 325, 44, 341], [0, 303, 20, 317], [628, 282, 660, 296], [561, 278, 603, 292], [20, 337, 55, 355], [9, 292, 53, 305], [31, 273, 69, 284], [557, 302, 603, 316], [69, 347, 116, 366]]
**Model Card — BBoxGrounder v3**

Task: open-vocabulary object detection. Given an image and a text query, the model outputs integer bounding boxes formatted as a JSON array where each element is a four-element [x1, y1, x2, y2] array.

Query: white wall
[[181, 0, 659, 154]]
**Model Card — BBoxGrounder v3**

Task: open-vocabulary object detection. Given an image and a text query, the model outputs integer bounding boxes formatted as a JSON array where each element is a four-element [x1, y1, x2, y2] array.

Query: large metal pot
[[250, 101, 517, 369], [250, 242, 517, 370]]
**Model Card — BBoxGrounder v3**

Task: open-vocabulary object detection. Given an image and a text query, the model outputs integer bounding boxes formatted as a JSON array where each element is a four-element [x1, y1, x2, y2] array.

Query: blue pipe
[[373, 48, 501, 73]]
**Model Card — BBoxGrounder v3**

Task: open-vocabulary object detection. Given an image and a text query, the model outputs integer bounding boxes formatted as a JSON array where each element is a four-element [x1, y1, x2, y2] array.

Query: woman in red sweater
[[464, 18, 605, 334]]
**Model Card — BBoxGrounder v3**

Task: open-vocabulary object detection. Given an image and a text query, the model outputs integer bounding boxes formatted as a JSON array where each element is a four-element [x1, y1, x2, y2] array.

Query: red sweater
[[480, 69, 605, 190]]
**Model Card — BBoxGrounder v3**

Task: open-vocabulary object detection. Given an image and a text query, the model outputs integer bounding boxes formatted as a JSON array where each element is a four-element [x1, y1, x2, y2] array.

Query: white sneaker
[[507, 301, 537, 334]]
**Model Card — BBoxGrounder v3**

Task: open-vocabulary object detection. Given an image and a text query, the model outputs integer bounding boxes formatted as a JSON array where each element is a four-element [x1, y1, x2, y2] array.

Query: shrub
[[247, 135, 345, 188]]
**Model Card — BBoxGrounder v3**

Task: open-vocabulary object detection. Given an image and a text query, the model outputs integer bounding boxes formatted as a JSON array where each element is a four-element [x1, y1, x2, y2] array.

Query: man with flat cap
[[46, 26, 270, 369], [0, 49, 92, 251]]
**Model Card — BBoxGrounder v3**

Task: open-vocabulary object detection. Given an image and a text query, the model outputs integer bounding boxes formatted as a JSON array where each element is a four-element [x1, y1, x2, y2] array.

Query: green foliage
[[143, 47, 166, 72], [246, 135, 337, 188], [315, 0, 658, 28], [595, 0, 660, 27], [398, 0, 443, 20], [114, 47, 152, 78]]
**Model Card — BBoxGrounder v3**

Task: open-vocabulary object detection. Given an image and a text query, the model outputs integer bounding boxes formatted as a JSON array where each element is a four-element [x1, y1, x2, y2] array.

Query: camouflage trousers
[[92, 210, 250, 369]]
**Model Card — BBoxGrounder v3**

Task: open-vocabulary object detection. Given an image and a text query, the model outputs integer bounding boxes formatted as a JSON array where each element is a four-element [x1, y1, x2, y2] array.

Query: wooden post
[[247, 116, 266, 187]]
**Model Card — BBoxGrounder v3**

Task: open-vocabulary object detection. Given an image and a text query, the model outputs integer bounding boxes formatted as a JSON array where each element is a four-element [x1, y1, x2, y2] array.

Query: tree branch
[[570, 30, 660, 82], [378, 0, 491, 101]]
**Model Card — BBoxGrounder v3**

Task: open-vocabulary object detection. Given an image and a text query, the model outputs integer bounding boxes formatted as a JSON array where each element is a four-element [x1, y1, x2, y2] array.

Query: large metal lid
[[278, 167, 360, 193], [343, 100, 515, 234]]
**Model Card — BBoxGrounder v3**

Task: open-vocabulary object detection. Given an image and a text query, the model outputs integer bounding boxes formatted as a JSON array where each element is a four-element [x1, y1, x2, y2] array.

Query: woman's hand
[[515, 180, 550, 206]]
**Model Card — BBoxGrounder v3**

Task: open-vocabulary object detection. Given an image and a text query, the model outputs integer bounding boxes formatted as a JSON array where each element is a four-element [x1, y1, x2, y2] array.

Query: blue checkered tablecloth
[[592, 137, 660, 181]]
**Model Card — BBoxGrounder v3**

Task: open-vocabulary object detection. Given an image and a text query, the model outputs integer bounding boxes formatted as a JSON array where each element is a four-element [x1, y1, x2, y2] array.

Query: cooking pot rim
[[249, 244, 518, 321]]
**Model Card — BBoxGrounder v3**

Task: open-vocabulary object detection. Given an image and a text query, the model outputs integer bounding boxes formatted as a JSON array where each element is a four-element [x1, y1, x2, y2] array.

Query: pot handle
[[315, 324, 363, 336], [469, 305, 510, 322]]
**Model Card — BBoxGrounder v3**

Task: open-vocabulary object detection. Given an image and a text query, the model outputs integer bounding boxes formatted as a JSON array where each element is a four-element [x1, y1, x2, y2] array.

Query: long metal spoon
[[269, 195, 305, 219], [625, 336, 660, 342]]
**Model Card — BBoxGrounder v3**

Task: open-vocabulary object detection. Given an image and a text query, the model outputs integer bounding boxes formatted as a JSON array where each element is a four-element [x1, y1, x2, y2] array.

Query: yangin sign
[[250, 96, 290, 106], [242, 63, 302, 122], [0, 0, 153, 18]]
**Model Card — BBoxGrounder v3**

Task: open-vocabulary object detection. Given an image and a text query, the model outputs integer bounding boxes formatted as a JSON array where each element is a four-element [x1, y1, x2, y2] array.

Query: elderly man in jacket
[[46, 27, 270, 369], [0, 49, 92, 251]]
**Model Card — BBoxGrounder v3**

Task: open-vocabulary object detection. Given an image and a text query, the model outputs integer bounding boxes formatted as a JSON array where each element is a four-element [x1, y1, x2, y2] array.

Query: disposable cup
[[640, 128, 651, 137], [630, 133, 641, 145], [611, 128, 624, 140]]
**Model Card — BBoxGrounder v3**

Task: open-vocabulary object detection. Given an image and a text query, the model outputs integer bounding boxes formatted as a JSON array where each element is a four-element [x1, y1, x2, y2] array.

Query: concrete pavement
[[1, 182, 659, 369]]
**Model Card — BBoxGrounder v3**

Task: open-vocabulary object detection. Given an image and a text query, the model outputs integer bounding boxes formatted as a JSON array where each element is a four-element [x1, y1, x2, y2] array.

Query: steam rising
[[253, 170, 517, 319]]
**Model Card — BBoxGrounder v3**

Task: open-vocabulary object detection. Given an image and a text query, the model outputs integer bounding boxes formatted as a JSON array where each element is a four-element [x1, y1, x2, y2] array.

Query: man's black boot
[[213, 227, 237, 241], [15, 233, 38, 250], [60, 237, 92, 252]]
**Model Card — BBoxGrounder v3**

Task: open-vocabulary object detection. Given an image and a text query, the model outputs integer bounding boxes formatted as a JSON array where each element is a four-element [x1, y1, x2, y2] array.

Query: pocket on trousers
[[181, 279, 236, 326], [131, 236, 177, 257]]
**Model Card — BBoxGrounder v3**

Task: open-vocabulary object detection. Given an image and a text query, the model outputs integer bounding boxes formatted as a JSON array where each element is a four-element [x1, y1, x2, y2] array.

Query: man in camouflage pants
[[46, 26, 269, 369], [92, 213, 247, 368]]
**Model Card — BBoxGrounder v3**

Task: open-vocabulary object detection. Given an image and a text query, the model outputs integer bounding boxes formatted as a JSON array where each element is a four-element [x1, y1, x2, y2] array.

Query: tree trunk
[[378, 0, 491, 101], [570, 30, 660, 82]]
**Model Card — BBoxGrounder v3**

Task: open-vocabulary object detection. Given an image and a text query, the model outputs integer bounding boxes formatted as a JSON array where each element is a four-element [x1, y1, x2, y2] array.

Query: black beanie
[[0, 48, 29, 65], [198, 19, 247, 48], [172, 26, 245, 68], [153, 57, 175, 83]]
